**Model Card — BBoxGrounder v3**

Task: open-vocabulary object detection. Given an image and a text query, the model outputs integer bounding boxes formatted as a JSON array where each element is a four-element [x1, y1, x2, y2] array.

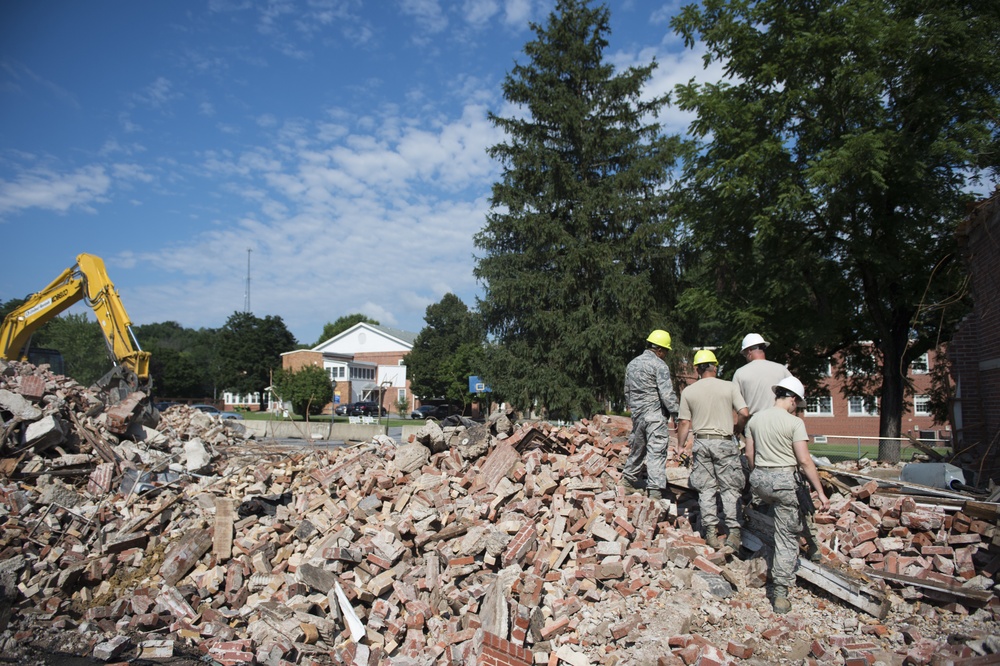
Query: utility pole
[[244, 247, 252, 313]]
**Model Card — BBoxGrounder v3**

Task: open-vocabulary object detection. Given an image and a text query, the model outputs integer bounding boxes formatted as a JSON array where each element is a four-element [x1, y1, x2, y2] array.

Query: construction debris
[[0, 359, 998, 665]]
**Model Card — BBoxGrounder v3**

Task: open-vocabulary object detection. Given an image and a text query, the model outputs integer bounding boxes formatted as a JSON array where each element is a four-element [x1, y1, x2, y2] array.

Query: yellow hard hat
[[693, 349, 717, 365], [646, 329, 672, 350]]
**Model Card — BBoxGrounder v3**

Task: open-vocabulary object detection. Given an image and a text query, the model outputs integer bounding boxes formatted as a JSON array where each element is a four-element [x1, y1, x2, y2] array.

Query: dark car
[[334, 402, 352, 416], [154, 401, 178, 412], [191, 404, 244, 420], [410, 404, 452, 420], [348, 401, 387, 417]]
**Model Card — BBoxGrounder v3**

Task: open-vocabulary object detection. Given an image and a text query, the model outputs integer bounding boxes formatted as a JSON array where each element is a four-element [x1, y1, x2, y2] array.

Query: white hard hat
[[773, 376, 806, 401], [740, 333, 770, 352]]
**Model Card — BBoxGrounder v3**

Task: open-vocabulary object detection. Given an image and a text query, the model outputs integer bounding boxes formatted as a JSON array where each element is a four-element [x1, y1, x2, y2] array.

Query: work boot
[[704, 526, 721, 549], [772, 585, 792, 615], [726, 527, 741, 551], [621, 477, 644, 495]]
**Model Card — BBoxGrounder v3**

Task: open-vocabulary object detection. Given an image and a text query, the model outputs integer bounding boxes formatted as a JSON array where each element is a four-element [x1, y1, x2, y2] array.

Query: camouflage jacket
[[624, 349, 679, 419]]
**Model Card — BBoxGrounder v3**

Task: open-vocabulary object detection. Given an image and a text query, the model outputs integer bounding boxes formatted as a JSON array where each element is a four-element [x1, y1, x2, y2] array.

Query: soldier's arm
[[744, 433, 756, 471], [657, 366, 679, 416], [734, 407, 749, 436], [793, 440, 829, 511]]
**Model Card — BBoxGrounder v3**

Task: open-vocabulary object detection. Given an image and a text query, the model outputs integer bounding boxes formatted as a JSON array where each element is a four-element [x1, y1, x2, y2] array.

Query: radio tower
[[244, 248, 252, 313]]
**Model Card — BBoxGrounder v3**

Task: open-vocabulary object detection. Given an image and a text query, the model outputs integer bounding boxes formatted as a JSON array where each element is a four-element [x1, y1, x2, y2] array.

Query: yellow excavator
[[0, 253, 152, 406]]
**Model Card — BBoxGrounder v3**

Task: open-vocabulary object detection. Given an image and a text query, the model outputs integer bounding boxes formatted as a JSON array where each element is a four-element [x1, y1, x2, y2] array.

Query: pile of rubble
[[1, 359, 998, 666]]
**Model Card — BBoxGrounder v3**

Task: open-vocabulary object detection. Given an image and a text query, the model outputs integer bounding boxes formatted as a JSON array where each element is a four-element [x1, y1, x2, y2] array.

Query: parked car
[[334, 403, 352, 416], [191, 404, 244, 420], [410, 404, 452, 420], [348, 401, 387, 417], [154, 401, 178, 412]]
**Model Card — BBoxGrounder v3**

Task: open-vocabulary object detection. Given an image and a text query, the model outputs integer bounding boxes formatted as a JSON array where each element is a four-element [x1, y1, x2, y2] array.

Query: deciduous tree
[[273, 364, 333, 417], [671, 0, 998, 458], [475, 0, 683, 418], [216, 312, 296, 403], [405, 294, 483, 412], [313, 314, 379, 347]]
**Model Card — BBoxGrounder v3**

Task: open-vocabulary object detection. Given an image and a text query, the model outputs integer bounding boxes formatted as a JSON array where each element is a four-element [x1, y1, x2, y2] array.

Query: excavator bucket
[[95, 365, 159, 432]]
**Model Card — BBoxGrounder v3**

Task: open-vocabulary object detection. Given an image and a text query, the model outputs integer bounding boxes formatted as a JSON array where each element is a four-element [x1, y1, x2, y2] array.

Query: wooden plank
[[962, 500, 1000, 523], [796, 559, 890, 619], [213, 497, 234, 561], [904, 433, 945, 461], [819, 466, 972, 500], [863, 568, 994, 605]]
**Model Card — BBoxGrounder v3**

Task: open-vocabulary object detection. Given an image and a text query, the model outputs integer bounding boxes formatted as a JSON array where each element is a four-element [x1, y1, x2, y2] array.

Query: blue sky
[[0, 0, 720, 345]]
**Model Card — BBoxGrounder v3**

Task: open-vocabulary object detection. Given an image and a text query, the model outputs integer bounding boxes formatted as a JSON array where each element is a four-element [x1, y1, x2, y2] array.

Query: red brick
[[726, 641, 754, 659]]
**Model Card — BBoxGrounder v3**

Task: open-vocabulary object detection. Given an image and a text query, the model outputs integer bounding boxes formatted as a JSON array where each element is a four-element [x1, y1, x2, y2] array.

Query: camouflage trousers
[[689, 438, 744, 531], [623, 412, 670, 491], [749, 466, 802, 591]]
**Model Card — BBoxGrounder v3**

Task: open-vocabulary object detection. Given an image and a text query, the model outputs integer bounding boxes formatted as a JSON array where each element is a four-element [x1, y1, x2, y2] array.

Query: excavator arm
[[0, 254, 151, 383]]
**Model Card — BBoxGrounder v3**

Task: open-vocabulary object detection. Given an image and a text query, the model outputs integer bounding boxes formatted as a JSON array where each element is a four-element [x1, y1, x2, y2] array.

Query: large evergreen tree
[[671, 0, 999, 458], [405, 294, 484, 412], [474, 0, 684, 418]]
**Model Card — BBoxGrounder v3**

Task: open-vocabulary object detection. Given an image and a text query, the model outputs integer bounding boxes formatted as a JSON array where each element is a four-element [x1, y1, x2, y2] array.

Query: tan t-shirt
[[746, 406, 808, 467], [678, 376, 747, 437], [732, 359, 791, 415]]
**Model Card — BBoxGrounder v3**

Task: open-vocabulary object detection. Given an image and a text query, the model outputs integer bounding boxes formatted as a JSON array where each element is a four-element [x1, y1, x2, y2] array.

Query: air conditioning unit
[[813, 435, 828, 444]]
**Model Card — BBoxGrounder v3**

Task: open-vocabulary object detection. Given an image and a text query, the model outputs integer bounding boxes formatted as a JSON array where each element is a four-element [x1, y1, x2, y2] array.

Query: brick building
[[948, 189, 1000, 480], [278, 322, 418, 416], [800, 348, 947, 444]]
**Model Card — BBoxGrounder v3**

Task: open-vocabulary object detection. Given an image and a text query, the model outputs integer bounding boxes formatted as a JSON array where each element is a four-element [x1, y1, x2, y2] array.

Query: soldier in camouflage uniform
[[676, 349, 749, 550], [744, 376, 830, 614], [622, 330, 679, 501]]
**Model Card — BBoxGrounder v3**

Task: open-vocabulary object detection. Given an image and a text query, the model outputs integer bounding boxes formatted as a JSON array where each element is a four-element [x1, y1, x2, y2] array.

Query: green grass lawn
[[809, 441, 950, 463]]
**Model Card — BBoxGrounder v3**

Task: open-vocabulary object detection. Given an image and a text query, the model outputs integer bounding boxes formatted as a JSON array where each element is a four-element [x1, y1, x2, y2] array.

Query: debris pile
[[0, 359, 998, 665]]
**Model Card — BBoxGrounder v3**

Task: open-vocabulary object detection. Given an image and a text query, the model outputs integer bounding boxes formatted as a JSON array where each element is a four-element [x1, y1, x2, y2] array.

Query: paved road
[[259, 425, 403, 449]]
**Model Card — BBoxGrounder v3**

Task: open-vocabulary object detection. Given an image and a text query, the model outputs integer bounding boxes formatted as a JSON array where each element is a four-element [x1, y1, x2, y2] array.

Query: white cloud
[[462, 0, 499, 26], [135, 77, 182, 109], [0, 165, 111, 216], [502, 0, 532, 27], [399, 0, 449, 35]]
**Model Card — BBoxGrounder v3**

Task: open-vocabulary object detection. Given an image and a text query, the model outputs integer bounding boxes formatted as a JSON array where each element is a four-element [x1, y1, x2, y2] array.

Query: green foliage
[[30, 312, 109, 386], [134, 321, 220, 398], [395, 396, 410, 418], [273, 364, 333, 417], [670, 0, 997, 440], [314, 314, 379, 347], [1, 298, 27, 322], [405, 294, 484, 411], [474, 0, 684, 418], [215, 312, 297, 401]]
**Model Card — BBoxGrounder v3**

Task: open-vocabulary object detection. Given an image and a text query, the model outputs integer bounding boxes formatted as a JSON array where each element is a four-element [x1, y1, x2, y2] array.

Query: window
[[911, 353, 929, 375], [813, 435, 828, 444], [914, 394, 931, 416], [848, 396, 878, 417], [398, 389, 406, 401], [327, 365, 346, 380], [804, 396, 833, 416], [350, 366, 375, 381], [820, 360, 832, 377]]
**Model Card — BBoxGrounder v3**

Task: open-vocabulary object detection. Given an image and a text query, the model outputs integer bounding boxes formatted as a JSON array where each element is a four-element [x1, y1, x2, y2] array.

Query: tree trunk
[[878, 335, 907, 463]]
